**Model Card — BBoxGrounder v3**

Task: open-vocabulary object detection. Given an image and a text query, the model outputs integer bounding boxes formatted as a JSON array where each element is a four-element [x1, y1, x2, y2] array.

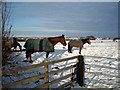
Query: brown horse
[[68, 39, 91, 54], [24, 35, 67, 63]]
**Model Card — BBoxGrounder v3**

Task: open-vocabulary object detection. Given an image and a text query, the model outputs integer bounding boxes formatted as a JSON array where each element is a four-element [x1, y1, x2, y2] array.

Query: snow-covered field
[[2, 40, 119, 88]]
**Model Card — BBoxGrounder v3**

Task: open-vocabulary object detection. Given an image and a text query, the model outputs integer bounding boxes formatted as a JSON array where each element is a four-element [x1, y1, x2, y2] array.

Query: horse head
[[60, 34, 67, 46], [86, 39, 91, 44]]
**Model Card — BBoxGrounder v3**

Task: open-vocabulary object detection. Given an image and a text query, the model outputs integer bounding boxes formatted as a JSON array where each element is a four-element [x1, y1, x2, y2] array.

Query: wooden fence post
[[76, 55, 85, 87], [44, 59, 49, 89]]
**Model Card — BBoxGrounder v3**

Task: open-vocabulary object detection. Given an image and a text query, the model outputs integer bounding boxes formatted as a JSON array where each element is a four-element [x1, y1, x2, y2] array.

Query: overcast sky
[[10, 2, 118, 37]]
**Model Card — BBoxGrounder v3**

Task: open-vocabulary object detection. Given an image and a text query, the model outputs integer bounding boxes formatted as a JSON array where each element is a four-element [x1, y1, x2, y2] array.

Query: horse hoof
[[23, 60, 29, 62], [29, 60, 33, 63]]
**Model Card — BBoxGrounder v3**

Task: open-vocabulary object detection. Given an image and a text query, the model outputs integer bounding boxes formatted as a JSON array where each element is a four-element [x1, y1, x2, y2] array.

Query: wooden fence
[[2, 55, 84, 88], [2, 55, 119, 88], [83, 55, 119, 88]]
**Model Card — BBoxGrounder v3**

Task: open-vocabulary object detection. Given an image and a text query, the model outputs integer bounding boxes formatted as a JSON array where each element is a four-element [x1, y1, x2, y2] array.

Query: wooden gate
[[2, 55, 84, 88]]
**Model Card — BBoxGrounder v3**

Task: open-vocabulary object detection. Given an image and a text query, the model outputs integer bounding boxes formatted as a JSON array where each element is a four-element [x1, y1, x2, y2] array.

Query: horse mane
[[81, 38, 89, 44], [48, 34, 64, 39]]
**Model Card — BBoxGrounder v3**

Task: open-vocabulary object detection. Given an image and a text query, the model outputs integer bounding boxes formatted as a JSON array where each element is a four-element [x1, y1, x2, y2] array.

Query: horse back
[[68, 40, 83, 47], [24, 39, 41, 51], [24, 38, 54, 52]]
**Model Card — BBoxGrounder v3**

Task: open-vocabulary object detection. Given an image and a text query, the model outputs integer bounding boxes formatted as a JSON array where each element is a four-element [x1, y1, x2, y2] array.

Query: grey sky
[[11, 2, 118, 37]]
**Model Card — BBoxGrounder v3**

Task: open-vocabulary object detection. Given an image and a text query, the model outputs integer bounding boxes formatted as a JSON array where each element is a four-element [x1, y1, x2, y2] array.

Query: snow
[[2, 40, 119, 88]]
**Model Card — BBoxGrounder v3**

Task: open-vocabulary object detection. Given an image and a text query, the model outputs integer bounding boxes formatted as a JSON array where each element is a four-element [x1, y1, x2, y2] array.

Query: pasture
[[2, 39, 119, 88]]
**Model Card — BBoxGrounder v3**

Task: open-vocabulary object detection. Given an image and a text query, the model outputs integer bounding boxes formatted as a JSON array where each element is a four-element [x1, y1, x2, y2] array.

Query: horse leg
[[68, 44, 72, 53], [26, 51, 29, 60], [26, 50, 30, 61], [17, 43, 22, 50], [8, 48, 11, 51], [69, 47, 72, 53], [79, 48, 82, 54], [12, 43, 17, 50], [13, 46, 17, 50], [26, 50, 33, 63], [44, 52, 49, 62], [29, 53, 33, 63], [46, 52, 49, 58]]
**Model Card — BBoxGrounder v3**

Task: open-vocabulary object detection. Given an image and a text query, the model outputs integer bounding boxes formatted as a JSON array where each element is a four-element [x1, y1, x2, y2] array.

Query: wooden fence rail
[[2, 55, 118, 88], [85, 64, 118, 70], [84, 55, 118, 60], [2, 55, 83, 88], [3, 55, 118, 75], [85, 71, 118, 78], [2, 55, 79, 75]]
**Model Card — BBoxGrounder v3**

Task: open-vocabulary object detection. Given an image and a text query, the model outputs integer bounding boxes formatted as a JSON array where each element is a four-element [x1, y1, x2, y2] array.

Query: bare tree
[[1, 1, 13, 39], [1, 1, 13, 65]]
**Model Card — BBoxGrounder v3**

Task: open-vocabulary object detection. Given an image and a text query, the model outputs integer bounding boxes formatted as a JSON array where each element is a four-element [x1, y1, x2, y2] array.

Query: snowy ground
[[2, 39, 119, 88]]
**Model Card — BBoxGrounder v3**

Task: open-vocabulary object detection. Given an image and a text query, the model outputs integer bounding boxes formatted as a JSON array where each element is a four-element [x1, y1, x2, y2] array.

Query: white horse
[[2, 37, 22, 50]]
